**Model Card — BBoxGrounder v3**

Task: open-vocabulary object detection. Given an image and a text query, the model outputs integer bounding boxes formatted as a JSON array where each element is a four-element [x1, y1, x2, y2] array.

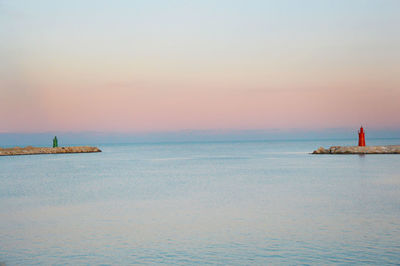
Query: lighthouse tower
[[358, 126, 366, 146]]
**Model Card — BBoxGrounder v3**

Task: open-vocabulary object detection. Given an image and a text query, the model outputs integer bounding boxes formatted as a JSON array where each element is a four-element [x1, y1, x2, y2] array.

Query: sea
[[1, 139, 400, 265]]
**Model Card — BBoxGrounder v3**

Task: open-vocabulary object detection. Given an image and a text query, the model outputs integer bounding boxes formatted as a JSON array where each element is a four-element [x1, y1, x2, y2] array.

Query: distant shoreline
[[0, 146, 101, 156]]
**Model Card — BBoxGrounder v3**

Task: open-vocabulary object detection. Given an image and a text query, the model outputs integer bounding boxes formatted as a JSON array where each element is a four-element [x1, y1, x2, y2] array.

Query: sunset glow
[[1, 0, 399, 133]]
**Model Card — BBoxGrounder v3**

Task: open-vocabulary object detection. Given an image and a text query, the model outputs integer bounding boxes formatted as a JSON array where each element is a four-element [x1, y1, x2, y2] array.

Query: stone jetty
[[313, 145, 400, 154], [0, 146, 101, 156]]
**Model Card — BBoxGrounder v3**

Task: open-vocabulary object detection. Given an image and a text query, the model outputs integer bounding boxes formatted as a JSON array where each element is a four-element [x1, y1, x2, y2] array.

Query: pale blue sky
[[1, 0, 399, 133]]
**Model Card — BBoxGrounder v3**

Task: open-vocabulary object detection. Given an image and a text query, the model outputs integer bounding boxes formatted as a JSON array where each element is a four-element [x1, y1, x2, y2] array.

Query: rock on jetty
[[313, 145, 400, 154], [0, 146, 101, 156]]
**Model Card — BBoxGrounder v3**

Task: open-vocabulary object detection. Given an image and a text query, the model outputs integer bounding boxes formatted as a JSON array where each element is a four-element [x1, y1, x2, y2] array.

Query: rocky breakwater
[[313, 145, 400, 154], [0, 146, 101, 156]]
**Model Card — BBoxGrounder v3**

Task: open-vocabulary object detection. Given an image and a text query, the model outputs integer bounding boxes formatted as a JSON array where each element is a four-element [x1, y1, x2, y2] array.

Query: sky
[[1, 0, 399, 134]]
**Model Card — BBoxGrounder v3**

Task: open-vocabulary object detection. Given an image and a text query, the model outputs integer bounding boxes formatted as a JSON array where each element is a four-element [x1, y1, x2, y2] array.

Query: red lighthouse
[[358, 126, 366, 146]]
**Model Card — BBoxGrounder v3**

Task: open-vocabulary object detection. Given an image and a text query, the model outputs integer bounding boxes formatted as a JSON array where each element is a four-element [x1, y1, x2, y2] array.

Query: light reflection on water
[[1, 139, 400, 264]]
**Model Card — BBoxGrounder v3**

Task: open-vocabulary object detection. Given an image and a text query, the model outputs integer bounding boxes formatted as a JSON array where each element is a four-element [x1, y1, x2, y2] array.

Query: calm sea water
[[1, 139, 400, 265]]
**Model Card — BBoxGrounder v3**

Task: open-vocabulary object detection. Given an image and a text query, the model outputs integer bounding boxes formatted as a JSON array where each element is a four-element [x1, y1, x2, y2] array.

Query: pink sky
[[1, 1, 399, 133]]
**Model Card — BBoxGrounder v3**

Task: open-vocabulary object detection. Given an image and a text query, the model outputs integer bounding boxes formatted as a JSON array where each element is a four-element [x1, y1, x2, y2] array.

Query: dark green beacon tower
[[53, 136, 58, 148]]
